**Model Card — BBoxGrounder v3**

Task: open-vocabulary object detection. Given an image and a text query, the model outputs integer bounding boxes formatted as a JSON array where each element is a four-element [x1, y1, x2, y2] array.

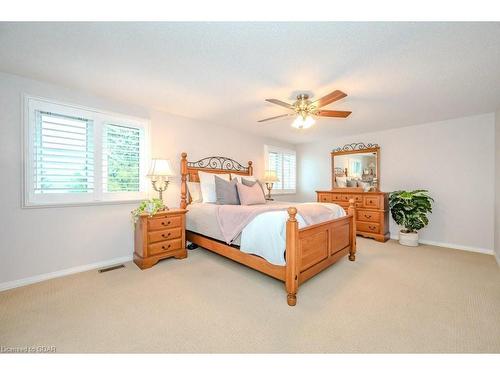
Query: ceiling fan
[[258, 89, 351, 129]]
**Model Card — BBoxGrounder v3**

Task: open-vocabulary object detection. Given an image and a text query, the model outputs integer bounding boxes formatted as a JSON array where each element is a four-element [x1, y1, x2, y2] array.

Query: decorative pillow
[[232, 175, 257, 183], [214, 176, 240, 205], [346, 179, 358, 188], [187, 182, 202, 203], [236, 182, 266, 205], [241, 177, 266, 195], [336, 176, 347, 188], [198, 171, 231, 203]]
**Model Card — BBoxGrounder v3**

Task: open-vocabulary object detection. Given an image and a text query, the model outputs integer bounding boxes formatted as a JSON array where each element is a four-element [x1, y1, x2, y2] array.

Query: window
[[264, 145, 296, 194], [24, 97, 149, 207]]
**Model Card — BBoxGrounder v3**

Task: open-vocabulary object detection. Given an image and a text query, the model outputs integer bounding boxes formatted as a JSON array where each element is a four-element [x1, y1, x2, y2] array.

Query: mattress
[[186, 201, 346, 265]]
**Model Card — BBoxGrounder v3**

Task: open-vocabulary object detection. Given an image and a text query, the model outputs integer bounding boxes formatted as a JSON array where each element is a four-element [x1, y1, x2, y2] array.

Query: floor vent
[[98, 264, 125, 273]]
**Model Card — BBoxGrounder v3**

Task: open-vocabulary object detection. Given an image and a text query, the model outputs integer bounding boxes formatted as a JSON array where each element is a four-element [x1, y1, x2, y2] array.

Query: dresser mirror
[[331, 143, 380, 191]]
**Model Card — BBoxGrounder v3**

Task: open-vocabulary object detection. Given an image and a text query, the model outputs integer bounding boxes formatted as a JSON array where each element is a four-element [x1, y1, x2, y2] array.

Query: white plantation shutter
[[24, 97, 149, 207], [265, 145, 296, 193], [34, 111, 94, 194], [103, 124, 142, 193]]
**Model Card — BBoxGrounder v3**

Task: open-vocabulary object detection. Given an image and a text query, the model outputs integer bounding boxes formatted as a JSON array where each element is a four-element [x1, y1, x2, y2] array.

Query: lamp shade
[[262, 169, 280, 183], [147, 159, 175, 177]]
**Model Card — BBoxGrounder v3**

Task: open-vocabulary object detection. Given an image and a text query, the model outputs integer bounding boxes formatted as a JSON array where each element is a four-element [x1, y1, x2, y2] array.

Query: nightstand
[[133, 208, 188, 269]]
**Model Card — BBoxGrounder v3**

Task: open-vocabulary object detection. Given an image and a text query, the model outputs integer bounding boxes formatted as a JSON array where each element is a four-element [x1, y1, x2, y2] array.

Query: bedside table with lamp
[[133, 158, 188, 269], [262, 169, 280, 201]]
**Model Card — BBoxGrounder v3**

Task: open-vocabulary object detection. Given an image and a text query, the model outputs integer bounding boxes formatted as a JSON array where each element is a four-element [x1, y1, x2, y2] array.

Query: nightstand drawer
[[148, 216, 181, 231], [148, 238, 183, 256], [148, 228, 182, 243]]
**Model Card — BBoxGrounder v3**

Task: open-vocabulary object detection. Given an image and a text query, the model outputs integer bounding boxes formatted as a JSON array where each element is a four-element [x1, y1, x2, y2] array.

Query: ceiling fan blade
[[265, 99, 294, 109], [313, 90, 347, 108], [258, 113, 292, 123], [316, 110, 352, 118]]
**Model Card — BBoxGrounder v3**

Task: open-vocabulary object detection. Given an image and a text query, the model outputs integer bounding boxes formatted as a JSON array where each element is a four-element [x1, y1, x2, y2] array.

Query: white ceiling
[[1, 22, 500, 144]]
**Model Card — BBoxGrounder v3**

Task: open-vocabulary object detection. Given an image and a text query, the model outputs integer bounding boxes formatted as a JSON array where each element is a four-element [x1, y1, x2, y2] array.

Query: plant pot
[[399, 230, 419, 247]]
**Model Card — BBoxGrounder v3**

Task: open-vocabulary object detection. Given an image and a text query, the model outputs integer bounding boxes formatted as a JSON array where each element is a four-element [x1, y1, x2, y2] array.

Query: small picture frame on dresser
[[133, 208, 188, 269]]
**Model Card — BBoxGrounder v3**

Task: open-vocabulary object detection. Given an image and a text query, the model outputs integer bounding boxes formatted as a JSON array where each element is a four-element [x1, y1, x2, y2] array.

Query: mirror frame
[[331, 143, 380, 191]]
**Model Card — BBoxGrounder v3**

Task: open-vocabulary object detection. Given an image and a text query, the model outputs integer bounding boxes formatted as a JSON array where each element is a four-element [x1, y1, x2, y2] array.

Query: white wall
[[296, 114, 495, 253], [495, 110, 500, 264], [0, 72, 295, 287]]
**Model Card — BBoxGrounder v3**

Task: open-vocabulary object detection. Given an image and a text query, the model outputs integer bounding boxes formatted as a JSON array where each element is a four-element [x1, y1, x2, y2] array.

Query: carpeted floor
[[1, 238, 499, 353]]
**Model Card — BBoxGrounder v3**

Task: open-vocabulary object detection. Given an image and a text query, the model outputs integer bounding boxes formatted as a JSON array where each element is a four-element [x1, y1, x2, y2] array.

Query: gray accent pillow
[[241, 178, 266, 196], [215, 176, 240, 205]]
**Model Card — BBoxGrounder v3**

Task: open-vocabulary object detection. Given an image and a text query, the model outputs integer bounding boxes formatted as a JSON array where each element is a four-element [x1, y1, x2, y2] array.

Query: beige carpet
[[1, 238, 499, 353]]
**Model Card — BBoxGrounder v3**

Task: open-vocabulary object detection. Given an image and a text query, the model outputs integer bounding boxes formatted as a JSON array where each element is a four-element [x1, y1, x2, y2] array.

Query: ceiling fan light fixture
[[292, 115, 315, 129]]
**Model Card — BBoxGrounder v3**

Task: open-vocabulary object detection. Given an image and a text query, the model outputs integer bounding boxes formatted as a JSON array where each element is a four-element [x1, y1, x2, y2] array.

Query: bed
[[180, 153, 357, 306]]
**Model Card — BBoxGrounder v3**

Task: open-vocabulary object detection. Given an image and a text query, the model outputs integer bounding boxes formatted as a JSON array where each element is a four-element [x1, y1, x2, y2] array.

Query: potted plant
[[131, 198, 165, 223], [389, 190, 434, 247]]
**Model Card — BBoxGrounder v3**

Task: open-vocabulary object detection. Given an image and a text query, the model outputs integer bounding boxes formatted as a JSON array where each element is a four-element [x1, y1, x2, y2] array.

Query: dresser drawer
[[357, 222, 380, 234], [148, 216, 182, 231], [148, 228, 182, 243], [356, 210, 381, 223], [148, 238, 183, 256], [318, 193, 333, 203], [363, 196, 380, 209]]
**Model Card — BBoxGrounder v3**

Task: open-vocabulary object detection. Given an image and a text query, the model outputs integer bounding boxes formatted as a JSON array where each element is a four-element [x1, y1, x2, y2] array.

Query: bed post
[[180, 152, 188, 209], [285, 207, 299, 306], [347, 199, 357, 261], [248, 161, 253, 176]]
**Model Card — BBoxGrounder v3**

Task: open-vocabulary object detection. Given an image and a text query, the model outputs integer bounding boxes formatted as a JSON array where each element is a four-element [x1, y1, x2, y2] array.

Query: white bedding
[[186, 202, 346, 266]]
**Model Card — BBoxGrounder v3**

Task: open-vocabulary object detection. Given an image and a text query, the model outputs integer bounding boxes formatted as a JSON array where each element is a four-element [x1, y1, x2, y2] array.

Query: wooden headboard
[[180, 153, 253, 208]]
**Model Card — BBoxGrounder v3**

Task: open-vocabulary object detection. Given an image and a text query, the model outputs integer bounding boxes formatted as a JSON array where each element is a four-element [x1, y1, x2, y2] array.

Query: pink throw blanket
[[216, 203, 340, 244]]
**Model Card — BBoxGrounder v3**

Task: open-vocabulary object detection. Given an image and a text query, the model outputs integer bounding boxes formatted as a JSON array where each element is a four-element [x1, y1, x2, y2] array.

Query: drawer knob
[[161, 244, 171, 250], [162, 233, 171, 238], [365, 215, 372, 218], [369, 225, 376, 230], [161, 221, 171, 226]]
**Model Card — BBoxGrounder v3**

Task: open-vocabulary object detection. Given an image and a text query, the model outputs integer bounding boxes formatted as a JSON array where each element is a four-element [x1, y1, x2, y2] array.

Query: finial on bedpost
[[248, 160, 253, 176], [287, 207, 297, 221], [285, 206, 299, 306], [180, 153, 188, 209], [347, 199, 356, 261]]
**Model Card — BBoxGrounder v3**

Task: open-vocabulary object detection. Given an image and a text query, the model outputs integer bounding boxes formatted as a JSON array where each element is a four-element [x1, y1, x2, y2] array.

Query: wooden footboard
[[285, 200, 356, 306]]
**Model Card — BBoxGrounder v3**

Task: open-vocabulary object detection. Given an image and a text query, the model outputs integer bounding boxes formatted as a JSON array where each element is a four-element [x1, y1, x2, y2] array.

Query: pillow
[[241, 177, 266, 195], [214, 176, 240, 205], [187, 182, 202, 203], [336, 176, 347, 188], [236, 182, 266, 205], [198, 171, 231, 203], [232, 175, 257, 183]]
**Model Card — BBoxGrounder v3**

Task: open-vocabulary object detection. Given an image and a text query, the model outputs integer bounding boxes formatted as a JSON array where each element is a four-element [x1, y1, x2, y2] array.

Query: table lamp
[[147, 159, 175, 208], [262, 170, 280, 201]]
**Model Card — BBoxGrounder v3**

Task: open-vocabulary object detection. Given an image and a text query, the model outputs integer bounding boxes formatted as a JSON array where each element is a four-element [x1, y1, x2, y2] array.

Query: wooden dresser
[[134, 209, 188, 269], [316, 190, 390, 242]]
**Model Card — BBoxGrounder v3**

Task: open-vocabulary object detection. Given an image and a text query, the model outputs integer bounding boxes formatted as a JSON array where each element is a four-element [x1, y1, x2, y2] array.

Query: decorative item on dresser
[[133, 209, 188, 269], [317, 142, 390, 242]]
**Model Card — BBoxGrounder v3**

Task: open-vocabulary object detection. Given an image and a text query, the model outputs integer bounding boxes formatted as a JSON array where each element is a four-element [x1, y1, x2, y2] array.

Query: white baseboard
[[0, 255, 133, 292], [389, 235, 494, 255]]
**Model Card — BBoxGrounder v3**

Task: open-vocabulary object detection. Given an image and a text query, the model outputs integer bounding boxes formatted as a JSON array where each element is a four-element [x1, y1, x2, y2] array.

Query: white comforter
[[240, 202, 346, 266]]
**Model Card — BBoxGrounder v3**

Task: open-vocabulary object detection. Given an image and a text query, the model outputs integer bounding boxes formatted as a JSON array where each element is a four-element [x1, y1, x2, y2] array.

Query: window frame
[[264, 144, 297, 195], [22, 95, 150, 208]]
